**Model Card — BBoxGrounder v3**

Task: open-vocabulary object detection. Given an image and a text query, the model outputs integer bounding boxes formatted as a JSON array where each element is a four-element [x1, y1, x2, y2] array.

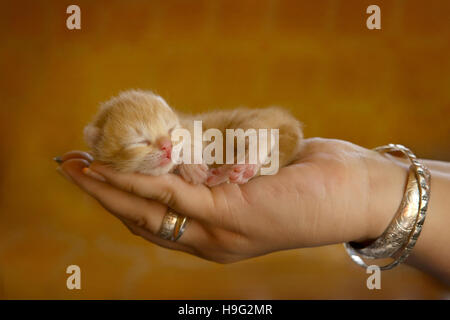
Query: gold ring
[[173, 216, 188, 241], [157, 210, 188, 241]]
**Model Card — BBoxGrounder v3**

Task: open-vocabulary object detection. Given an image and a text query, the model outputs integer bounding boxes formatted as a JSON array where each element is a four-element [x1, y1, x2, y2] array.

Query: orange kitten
[[84, 90, 182, 175], [84, 90, 303, 186]]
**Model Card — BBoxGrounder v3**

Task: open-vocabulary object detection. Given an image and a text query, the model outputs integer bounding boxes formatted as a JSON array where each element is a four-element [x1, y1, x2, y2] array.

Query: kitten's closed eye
[[125, 140, 151, 149]]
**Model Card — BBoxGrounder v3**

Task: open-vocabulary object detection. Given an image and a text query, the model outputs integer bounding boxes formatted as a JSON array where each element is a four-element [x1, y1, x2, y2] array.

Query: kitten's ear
[[84, 124, 101, 149]]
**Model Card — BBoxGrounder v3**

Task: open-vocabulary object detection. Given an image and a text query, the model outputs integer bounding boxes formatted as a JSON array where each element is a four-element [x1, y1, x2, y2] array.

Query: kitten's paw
[[206, 164, 258, 187], [178, 164, 208, 184], [228, 164, 258, 184], [206, 166, 231, 187]]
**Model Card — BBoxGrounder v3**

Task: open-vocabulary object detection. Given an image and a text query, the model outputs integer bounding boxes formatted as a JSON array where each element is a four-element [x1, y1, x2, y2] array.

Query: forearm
[[422, 159, 450, 174], [391, 155, 450, 174], [407, 170, 450, 285], [370, 154, 450, 284]]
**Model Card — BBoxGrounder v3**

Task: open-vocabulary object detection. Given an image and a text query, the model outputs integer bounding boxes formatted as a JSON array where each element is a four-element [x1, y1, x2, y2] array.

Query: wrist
[[364, 151, 409, 241]]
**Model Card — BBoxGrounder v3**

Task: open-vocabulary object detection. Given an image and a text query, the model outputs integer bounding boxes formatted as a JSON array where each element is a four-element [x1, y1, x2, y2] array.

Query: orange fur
[[84, 90, 303, 185], [84, 89, 180, 175]]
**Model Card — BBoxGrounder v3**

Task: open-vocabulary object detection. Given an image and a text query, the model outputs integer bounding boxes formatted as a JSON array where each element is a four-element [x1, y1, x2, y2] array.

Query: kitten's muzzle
[[157, 137, 172, 160]]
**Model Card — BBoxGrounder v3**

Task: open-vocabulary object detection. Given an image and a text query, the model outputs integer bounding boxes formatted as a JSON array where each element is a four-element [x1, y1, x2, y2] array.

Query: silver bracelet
[[344, 144, 431, 270]]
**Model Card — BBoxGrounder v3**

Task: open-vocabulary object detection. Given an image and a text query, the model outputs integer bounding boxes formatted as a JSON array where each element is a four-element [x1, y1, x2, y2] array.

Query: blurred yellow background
[[0, 0, 449, 299]]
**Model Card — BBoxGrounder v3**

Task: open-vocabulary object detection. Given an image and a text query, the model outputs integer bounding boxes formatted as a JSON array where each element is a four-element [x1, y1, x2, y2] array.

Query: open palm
[[59, 138, 404, 263]]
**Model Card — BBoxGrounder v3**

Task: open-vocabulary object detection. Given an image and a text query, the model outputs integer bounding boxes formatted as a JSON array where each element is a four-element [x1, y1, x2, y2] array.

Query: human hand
[[57, 138, 407, 263]]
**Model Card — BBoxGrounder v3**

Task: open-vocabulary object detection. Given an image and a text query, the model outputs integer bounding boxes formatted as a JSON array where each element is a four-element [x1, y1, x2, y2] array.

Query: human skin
[[56, 138, 450, 285]]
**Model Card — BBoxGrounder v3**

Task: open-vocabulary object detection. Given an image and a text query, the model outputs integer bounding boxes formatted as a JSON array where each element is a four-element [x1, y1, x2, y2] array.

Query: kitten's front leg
[[177, 163, 209, 184]]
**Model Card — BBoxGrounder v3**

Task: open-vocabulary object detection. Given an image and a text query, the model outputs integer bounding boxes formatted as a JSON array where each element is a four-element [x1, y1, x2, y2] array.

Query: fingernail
[[56, 166, 74, 183], [53, 156, 63, 164], [83, 167, 106, 182]]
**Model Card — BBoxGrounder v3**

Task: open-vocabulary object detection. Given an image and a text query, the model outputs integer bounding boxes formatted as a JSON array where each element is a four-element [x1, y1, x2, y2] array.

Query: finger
[[55, 151, 93, 164], [60, 159, 167, 233], [89, 162, 216, 221], [60, 159, 210, 248], [118, 216, 201, 255], [83, 167, 106, 182], [119, 216, 239, 263]]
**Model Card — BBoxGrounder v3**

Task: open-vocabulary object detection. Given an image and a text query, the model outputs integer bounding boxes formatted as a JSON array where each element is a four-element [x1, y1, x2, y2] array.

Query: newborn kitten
[[84, 90, 303, 186], [181, 107, 303, 186]]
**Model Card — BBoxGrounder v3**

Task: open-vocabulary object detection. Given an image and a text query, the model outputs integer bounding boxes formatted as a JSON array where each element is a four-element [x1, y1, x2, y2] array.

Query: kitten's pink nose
[[157, 137, 172, 158]]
